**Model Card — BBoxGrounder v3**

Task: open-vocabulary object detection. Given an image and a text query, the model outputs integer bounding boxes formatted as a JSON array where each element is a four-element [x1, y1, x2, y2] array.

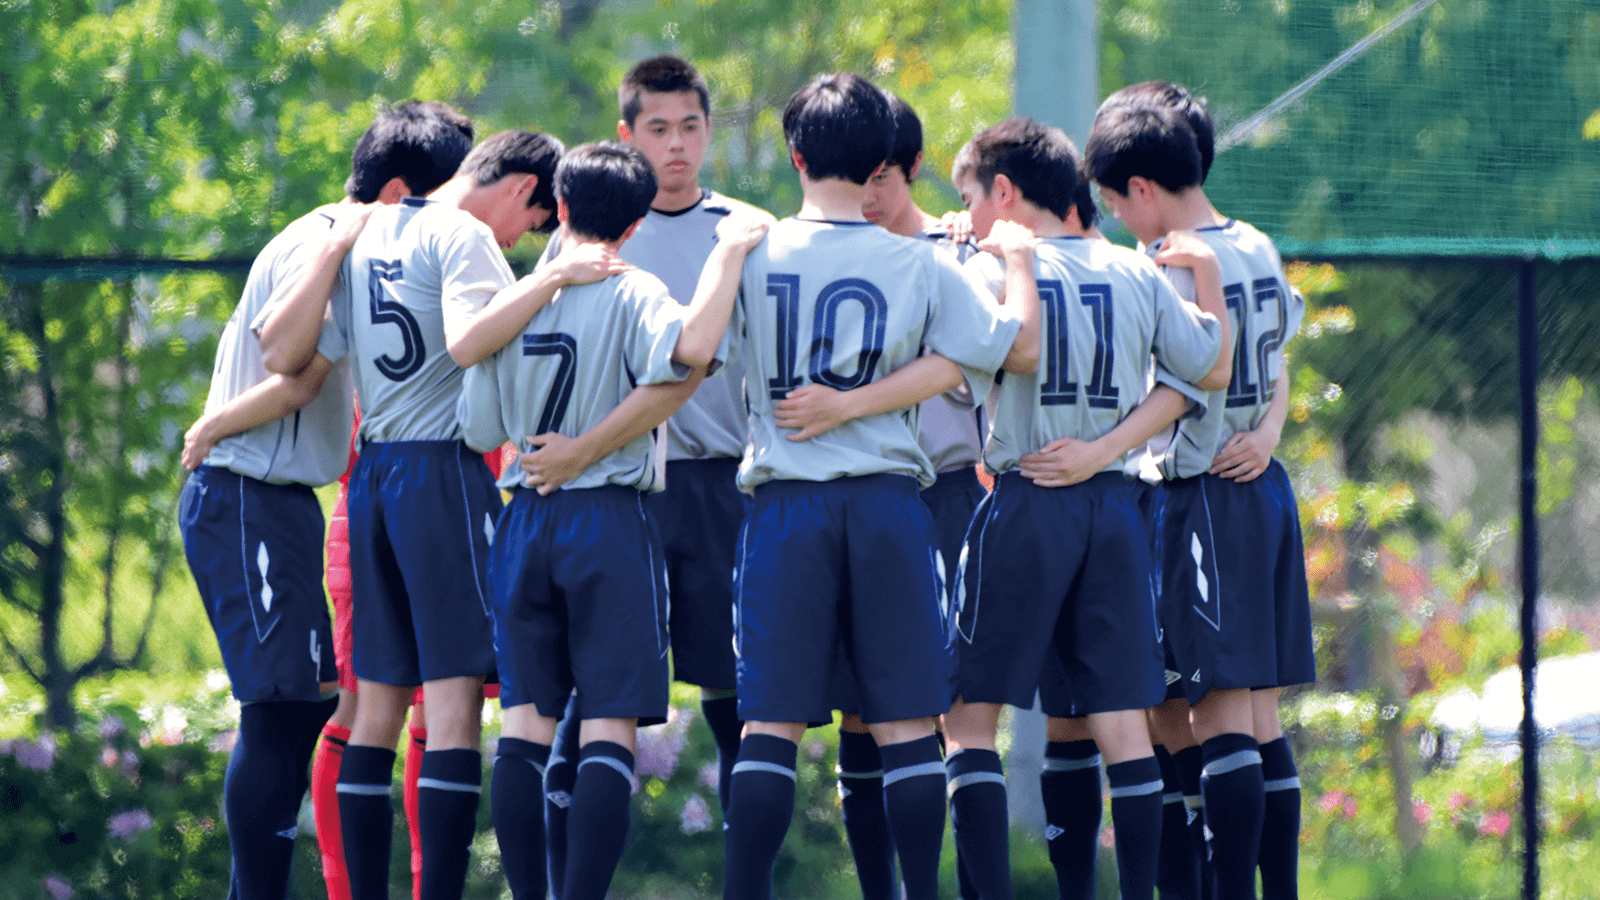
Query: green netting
[[1101, 0, 1600, 260]]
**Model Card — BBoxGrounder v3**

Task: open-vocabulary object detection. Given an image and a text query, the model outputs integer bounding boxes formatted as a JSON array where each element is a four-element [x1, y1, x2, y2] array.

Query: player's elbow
[[1002, 343, 1040, 375], [260, 343, 309, 378], [671, 336, 714, 373], [1195, 353, 1232, 392]]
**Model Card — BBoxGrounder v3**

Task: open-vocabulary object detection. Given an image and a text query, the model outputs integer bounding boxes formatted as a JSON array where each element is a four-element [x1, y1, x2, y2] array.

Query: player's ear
[[908, 152, 923, 182], [617, 119, 633, 143], [513, 174, 539, 205], [1127, 176, 1154, 204], [556, 197, 571, 224], [790, 148, 805, 174], [619, 217, 645, 244], [991, 172, 1017, 210], [377, 176, 411, 204]]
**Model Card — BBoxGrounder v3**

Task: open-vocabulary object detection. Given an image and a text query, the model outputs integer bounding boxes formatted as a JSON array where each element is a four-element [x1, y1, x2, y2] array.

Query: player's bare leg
[[942, 700, 1009, 900], [1148, 700, 1206, 900], [1189, 689, 1263, 900], [1251, 688, 1298, 900], [837, 712, 898, 900], [1042, 716, 1101, 900]]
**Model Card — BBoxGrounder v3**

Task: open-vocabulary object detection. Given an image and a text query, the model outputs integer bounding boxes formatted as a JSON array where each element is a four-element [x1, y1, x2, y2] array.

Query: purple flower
[[636, 725, 687, 781], [15, 735, 56, 771], [699, 761, 720, 791], [679, 793, 714, 834], [108, 809, 154, 840], [42, 875, 73, 900], [97, 716, 126, 741]]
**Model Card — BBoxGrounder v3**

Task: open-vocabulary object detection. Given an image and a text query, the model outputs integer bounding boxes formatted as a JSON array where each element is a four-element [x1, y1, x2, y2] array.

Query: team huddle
[[180, 54, 1311, 900]]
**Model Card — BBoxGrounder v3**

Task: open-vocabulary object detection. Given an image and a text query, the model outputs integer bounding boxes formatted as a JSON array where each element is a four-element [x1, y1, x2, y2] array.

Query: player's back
[[338, 197, 513, 445], [735, 218, 1013, 490], [912, 227, 984, 473], [203, 205, 353, 485], [1152, 218, 1305, 480], [976, 237, 1219, 477], [460, 269, 687, 492]]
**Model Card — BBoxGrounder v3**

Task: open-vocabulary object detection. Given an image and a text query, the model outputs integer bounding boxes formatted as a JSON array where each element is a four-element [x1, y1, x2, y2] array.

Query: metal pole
[[1517, 257, 1540, 900]]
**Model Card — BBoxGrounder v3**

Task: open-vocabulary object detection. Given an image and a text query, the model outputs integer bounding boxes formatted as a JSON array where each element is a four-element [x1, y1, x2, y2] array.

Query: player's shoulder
[[611, 266, 673, 301], [1199, 218, 1284, 268], [699, 189, 769, 221], [258, 204, 340, 258]]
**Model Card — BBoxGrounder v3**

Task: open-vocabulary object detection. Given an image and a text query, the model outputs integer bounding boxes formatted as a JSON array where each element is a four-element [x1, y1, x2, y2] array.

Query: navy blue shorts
[[735, 475, 955, 726], [346, 441, 500, 686], [490, 486, 670, 724], [179, 467, 337, 702], [957, 472, 1166, 716], [645, 458, 749, 691], [1158, 460, 1315, 704]]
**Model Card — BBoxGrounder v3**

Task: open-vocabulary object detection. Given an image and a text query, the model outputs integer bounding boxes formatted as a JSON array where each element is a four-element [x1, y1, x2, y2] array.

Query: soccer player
[[715, 73, 1022, 900], [1087, 95, 1312, 900], [256, 129, 564, 900], [460, 140, 765, 900], [943, 117, 1226, 900], [177, 100, 474, 900]]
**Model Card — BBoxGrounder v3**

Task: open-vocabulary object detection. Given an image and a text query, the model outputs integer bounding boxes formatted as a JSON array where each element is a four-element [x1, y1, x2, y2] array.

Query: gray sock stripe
[[1042, 755, 1100, 773], [1183, 795, 1204, 810], [837, 768, 886, 779], [579, 755, 635, 783], [336, 783, 392, 796], [732, 760, 797, 781], [1108, 779, 1166, 800], [946, 770, 1007, 797], [1263, 776, 1302, 793], [493, 755, 548, 777], [1202, 749, 1262, 777], [883, 760, 948, 787], [1163, 791, 1185, 805], [416, 777, 481, 794]]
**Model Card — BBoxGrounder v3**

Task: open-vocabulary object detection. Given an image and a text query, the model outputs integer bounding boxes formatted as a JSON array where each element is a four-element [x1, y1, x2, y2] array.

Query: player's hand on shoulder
[[940, 209, 975, 244], [1209, 427, 1277, 482], [715, 209, 775, 252], [327, 197, 379, 250], [552, 242, 633, 287], [1152, 230, 1217, 271], [978, 219, 1037, 258], [774, 384, 852, 442], [1018, 437, 1114, 488], [520, 433, 593, 496], [182, 415, 219, 471]]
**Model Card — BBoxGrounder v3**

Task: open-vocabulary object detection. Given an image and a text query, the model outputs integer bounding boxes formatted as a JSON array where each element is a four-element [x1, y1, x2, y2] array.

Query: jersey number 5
[[367, 260, 425, 382], [1039, 279, 1119, 409], [522, 333, 578, 434], [765, 274, 888, 399]]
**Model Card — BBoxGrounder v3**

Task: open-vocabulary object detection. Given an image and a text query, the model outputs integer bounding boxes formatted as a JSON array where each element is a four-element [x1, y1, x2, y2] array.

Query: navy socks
[[724, 734, 798, 900], [946, 747, 1010, 900], [225, 698, 335, 900], [1155, 746, 1203, 900], [337, 744, 398, 900], [838, 730, 897, 900], [701, 695, 744, 817], [1040, 740, 1101, 900], [417, 748, 482, 900], [545, 697, 582, 900], [1258, 737, 1300, 900], [1106, 756, 1165, 900], [493, 737, 550, 900], [1201, 733, 1264, 900], [562, 741, 635, 900], [879, 735, 947, 900]]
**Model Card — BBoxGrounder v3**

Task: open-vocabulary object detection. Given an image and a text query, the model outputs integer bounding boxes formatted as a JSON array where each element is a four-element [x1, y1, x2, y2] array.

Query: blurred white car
[[1430, 651, 1600, 750]]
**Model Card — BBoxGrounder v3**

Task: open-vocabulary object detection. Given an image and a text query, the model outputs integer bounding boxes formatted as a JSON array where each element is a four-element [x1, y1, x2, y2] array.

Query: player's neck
[[428, 176, 476, 212], [798, 174, 868, 222], [880, 203, 940, 238], [567, 232, 627, 254], [652, 181, 703, 214], [1163, 186, 1226, 232], [1010, 206, 1069, 240]]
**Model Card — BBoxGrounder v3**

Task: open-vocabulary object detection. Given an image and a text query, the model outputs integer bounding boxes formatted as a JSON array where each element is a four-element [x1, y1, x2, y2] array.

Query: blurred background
[[3, 0, 1599, 897]]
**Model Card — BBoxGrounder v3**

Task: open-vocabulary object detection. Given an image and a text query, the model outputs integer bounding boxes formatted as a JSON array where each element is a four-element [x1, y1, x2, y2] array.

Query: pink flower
[[1320, 790, 1347, 814], [108, 809, 154, 840], [679, 793, 714, 834], [1099, 826, 1116, 848], [1479, 811, 1512, 838], [1342, 795, 1358, 819], [1413, 799, 1433, 825], [15, 735, 55, 771], [1448, 791, 1471, 811], [42, 875, 73, 900]]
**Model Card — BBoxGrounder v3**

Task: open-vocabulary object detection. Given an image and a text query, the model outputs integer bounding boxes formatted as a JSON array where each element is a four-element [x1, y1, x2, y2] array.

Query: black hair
[[457, 130, 566, 232], [345, 100, 475, 202], [619, 55, 711, 127], [957, 117, 1079, 220], [781, 73, 894, 186], [886, 93, 924, 180], [1084, 102, 1203, 196], [554, 142, 657, 242], [1099, 81, 1215, 181], [1072, 169, 1099, 230]]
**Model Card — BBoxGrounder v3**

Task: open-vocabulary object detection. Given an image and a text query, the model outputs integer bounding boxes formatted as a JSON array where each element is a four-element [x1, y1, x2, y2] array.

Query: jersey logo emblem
[[1045, 825, 1065, 841], [547, 790, 572, 809], [483, 513, 496, 546], [1186, 807, 1199, 826], [310, 629, 321, 667], [1191, 669, 1202, 683], [1165, 669, 1182, 686], [838, 784, 852, 800], [276, 826, 298, 840], [258, 543, 274, 613]]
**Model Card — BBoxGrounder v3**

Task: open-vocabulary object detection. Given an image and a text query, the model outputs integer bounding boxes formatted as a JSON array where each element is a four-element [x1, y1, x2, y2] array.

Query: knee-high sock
[[1257, 738, 1300, 900], [1041, 740, 1101, 900], [1105, 756, 1164, 900], [416, 748, 481, 900], [545, 697, 581, 900], [226, 699, 336, 900], [1173, 745, 1212, 900], [313, 722, 353, 900], [880, 735, 947, 900], [723, 734, 798, 900], [405, 727, 426, 900], [338, 745, 398, 900], [838, 730, 897, 900], [1200, 734, 1264, 900], [1155, 746, 1203, 900], [562, 741, 636, 900], [701, 696, 744, 818], [946, 747, 1010, 900], [493, 738, 551, 900]]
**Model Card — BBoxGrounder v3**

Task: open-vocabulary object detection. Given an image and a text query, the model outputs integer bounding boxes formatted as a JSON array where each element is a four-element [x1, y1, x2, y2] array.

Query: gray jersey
[[459, 269, 689, 492], [538, 190, 767, 462], [202, 205, 353, 486], [970, 236, 1221, 478], [730, 218, 1021, 490], [913, 228, 984, 473], [323, 197, 515, 445], [1144, 219, 1305, 479]]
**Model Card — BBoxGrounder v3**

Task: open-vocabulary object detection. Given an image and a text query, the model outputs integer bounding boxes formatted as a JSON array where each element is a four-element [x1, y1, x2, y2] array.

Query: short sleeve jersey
[[913, 228, 985, 473], [459, 269, 690, 492], [202, 205, 354, 486], [1144, 219, 1305, 480], [970, 236, 1221, 478], [731, 217, 1021, 490], [327, 197, 515, 445]]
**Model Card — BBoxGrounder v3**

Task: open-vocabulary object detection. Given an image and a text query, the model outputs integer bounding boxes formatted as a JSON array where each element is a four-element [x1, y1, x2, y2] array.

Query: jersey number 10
[[765, 274, 888, 400]]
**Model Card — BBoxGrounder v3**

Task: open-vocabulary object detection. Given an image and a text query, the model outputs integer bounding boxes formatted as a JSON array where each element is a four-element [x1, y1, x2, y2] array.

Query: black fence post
[[1517, 257, 1540, 900]]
